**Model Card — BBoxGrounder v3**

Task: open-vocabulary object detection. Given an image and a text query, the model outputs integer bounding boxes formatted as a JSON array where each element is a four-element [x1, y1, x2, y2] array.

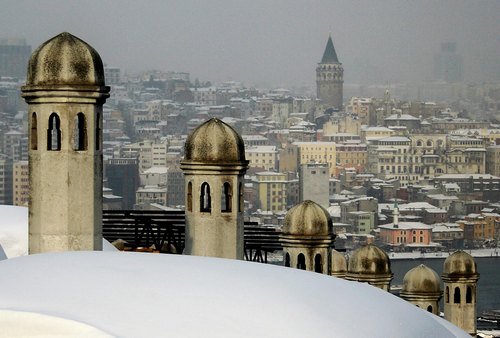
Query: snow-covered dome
[[281, 200, 332, 237], [443, 250, 478, 277], [24, 32, 106, 87], [347, 244, 391, 276], [0, 205, 28, 258], [0, 310, 112, 338], [0, 205, 116, 259], [401, 264, 441, 295], [183, 118, 246, 164], [0, 251, 469, 337]]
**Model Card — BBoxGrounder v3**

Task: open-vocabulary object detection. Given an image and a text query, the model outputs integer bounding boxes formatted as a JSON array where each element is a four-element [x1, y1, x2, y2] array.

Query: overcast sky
[[1, 0, 499, 87]]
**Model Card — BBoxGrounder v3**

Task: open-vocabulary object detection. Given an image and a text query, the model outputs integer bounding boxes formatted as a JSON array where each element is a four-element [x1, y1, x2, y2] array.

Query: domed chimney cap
[[25, 32, 105, 87], [443, 250, 478, 276], [184, 118, 246, 164], [282, 200, 332, 236], [402, 264, 441, 294], [348, 244, 391, 275]]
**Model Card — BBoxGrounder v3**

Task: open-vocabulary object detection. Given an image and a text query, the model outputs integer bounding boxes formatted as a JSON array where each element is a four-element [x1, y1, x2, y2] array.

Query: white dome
[[0, 310, 112, 338], [0, 205, 28, 258], [0, 251, 469, 338]]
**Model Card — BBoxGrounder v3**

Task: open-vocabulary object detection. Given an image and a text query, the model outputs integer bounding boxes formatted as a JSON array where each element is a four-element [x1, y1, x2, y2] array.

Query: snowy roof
[[136, 186, 167, 193], [245, 145, 277, 153], [0, 205, 28, 258], [426, 194, 459, 201], [435, 174, 500, 180], [432, 225, 463, 233], [0, 205, 116, 260], [361, 126, 393, 132], [0, 251, 468, 337], [376, 136, 411, 142], [379, 222, 433, 230], [143, 166, 169, 174], [385, 113, 420, 120]]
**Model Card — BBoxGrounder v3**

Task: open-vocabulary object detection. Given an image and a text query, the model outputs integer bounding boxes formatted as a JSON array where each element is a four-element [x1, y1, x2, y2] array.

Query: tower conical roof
[[320, 35, 339, 64]]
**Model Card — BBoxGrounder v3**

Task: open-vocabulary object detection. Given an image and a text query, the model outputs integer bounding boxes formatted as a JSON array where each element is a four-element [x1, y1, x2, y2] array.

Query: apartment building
[[253, 171, 288, 212], [245, 146, 278, 171], [12, 160, 28, 206], [280, 142, 336, 177]]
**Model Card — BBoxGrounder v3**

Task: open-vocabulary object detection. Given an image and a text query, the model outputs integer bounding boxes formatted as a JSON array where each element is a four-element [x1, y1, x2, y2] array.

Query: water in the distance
[[391, 257, 500, 315]]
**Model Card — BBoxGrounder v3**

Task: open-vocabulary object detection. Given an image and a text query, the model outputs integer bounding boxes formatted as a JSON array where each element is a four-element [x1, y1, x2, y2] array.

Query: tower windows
[[74, 113, 87, 151], [238, 182, 244, 212], [47, 113, 61, 151], [187, 182, 193, 212], [314, 254, 322, 273], [221, 182, 232, 212], [427, 305, 433, 313], [96, 112, 101, 150], [31, 112, 37, 150], [445, 286, 449, 303], [200, 182, 211, 212], [285, 253, 290, 267], [297, 253, 306, 270], [454, 287, 461, 304], [466, 286, 472, 303]]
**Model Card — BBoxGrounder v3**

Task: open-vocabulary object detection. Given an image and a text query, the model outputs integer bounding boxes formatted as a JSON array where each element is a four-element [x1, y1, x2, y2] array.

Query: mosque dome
[[183, 118, 246, 164], [25, 32, 105, 87], [0, 251, 470, 338], [402, 264, 441, 294], [330, 249, 347, 276], [281, 200, 332, 237], [443, 251, 478, 277], [347, 244, 391, 275]]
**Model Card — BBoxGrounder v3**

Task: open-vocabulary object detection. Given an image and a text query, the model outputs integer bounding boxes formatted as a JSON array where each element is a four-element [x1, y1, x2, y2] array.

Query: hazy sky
[[1, 0, 499, 87]]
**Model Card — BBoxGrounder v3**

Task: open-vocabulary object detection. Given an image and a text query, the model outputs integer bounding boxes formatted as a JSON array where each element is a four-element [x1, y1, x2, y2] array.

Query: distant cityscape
[[1, 35, 500, 254]]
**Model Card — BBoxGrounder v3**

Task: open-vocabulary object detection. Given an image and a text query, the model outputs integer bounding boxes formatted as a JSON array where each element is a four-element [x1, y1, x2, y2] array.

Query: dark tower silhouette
[[316, 35, 344, 109]]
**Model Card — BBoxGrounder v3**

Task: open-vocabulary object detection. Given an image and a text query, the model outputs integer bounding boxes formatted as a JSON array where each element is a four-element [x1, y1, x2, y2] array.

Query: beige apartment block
[[486, 145, 500, 176], [293, 142, 337, 177], [13, 160, 28, 206], [254, 171, 288, 212], [245, 145, 278, 171], [346, 97, 373, 126]]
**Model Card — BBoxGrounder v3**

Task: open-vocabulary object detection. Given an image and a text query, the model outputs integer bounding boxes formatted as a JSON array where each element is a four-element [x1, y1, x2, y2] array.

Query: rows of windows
[[30, 112, 100, 151], [445, 286, 474, 304], [284, 253, 323, 273], [187, 181, 243, 214]]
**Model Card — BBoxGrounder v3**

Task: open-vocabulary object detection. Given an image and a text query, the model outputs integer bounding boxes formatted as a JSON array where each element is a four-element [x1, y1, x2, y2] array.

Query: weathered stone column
[[22, 32, 109, 253]]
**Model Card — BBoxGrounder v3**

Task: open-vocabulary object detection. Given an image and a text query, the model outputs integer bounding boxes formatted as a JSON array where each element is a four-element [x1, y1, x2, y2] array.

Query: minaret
[[393, 201, 400, 228], [180, 118, 248, 259], [442, 251, 480, 336], [316, 35, 344, 109], [21, 32, 109, 253], [280, 200, 334, 274], [400, 264, 442, 315]]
